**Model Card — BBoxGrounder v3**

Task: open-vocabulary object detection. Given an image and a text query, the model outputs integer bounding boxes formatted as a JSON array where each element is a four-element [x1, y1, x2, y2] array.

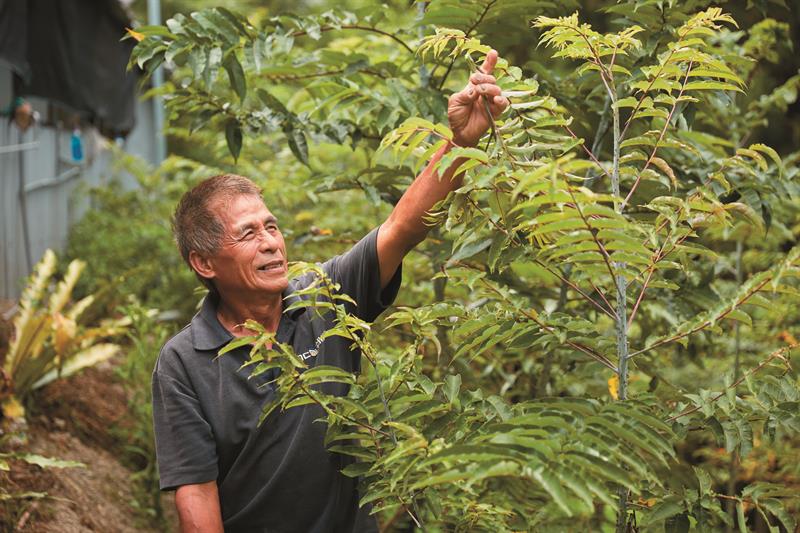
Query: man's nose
[[257, 229, 280, 252]]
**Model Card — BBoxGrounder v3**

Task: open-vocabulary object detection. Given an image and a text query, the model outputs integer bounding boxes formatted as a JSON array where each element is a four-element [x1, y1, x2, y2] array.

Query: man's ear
[[189, 250, 216, 281]]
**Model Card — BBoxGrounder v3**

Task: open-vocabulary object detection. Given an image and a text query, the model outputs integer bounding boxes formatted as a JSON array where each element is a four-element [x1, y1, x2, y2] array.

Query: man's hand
[[448, 49, 509, 147]]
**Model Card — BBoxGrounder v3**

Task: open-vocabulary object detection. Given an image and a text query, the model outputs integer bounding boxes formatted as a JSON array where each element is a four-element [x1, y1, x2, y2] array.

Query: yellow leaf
[[650, 157, 677, 189], [294, 211, 314, 224], [778, 330, 798, 345], [52, 313, 77, 357], [608, 374, 619, 400], [31, 343, 119, 390], [1, 396, 25, 420], [126, 27, 145, 42]]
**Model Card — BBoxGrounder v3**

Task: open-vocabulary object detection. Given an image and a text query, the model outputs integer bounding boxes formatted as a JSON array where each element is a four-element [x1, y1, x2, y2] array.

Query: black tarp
[[0, 0, 140, 136]]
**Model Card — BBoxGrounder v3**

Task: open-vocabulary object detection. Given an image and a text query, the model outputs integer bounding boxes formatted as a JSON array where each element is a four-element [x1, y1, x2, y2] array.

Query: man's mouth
[[257, 260, 284, 272]]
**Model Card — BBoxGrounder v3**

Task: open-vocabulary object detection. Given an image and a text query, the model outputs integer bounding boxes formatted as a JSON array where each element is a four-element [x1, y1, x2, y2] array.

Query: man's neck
[[215, 291, 283, 337]]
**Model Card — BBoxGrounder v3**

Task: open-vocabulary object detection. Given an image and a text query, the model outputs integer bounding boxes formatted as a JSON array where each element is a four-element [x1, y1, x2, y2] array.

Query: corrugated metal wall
[[0, 67, 158, 300]]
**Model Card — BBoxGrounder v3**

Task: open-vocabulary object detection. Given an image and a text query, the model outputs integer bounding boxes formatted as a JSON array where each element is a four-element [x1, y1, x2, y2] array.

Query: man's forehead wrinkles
[[233, 214, 278, 233]]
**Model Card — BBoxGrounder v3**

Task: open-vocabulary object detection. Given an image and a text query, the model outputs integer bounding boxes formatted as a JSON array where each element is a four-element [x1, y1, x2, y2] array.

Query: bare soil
[[0, 361, 177, 532]]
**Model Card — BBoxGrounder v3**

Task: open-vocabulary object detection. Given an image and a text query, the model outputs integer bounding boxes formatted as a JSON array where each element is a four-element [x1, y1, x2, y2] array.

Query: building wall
[[0, 66, 159, 300]]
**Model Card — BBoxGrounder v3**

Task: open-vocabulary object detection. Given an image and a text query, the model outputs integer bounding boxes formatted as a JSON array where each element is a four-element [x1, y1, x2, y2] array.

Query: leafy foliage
[[114, 303, 175, 525], [1, 250, 126, 423], [225, 264, 677, 530]]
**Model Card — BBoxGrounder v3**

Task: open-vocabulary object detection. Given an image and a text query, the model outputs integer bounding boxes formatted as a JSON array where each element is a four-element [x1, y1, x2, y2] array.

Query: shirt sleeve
[[322, 225, 402, 323], [152, 348, 219, 491]]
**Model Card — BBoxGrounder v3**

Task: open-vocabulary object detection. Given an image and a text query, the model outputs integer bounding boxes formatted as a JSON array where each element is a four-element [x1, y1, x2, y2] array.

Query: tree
[[129, 2, 800, 530]]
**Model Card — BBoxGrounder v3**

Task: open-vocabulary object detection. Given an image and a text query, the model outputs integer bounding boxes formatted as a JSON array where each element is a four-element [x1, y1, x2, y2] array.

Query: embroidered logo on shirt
[[298, 334, 325, 361]]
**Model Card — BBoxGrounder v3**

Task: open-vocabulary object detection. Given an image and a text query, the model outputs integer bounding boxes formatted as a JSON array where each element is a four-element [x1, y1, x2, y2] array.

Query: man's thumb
[[479, 49, 498, 75]]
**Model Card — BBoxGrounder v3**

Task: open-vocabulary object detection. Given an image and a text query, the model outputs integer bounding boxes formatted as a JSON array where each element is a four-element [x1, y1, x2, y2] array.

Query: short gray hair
[[172, 174, 262, 291]]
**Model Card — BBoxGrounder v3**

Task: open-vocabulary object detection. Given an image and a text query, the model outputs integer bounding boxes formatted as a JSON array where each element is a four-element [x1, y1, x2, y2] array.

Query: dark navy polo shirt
[[152, 227, 401, 532]]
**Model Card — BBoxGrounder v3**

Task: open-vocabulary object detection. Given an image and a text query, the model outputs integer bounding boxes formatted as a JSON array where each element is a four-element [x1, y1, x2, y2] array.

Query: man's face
[[206, 194, 289, 298]]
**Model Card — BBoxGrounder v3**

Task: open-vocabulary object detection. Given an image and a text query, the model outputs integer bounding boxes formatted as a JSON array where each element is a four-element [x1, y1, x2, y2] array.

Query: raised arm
[[377, 50, 508, 288]]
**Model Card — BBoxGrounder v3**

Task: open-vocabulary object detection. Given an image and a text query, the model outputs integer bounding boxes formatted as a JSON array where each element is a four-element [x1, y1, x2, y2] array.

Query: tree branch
[[629, 275, 773, 358], [465, 196, 618, 320], [475, 276, 617, 371], [667, 344, 796, 422], [291, 25, 415, 55]]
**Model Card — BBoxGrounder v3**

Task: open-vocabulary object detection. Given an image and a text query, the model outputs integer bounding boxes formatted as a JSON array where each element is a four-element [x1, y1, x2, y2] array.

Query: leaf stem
[[567, 188, 624, 299]]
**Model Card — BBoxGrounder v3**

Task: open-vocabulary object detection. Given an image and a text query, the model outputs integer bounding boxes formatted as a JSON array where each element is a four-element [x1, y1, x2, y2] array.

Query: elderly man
[[152, 51, 508, 532]]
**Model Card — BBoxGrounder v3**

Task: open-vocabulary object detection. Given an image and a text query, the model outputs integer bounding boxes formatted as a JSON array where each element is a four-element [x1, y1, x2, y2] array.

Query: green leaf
[[648, 497, 684, 523], [532, 466, 573, 516], [31, 343, 119, 390], [444, 374, 461, 406], [218, 335, 257, 356], [285, 125, 310, 166], [257, 88, 290, 116], [750, 143, 783, 175], [409, 468, 471, 491], [613, 96, 640, 108], [759, 498, 796, 532], [736, 500, 748, 533], [684, 81, 744, 93], [19, 454, 84, 469], [225, 119, 243, 162], [448, 237, 493, 264], [299, 365, 355, 386], [223, 54, 247, 101], [340, 462, 372, 478]]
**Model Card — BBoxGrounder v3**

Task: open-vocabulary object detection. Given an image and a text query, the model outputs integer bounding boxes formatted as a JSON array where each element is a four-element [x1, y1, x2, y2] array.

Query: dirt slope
[[1, 362, 177, 532]]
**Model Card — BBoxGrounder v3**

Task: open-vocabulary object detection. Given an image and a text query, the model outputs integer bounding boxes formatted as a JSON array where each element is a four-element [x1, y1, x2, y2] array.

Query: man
[[152, 51, 508, 532]]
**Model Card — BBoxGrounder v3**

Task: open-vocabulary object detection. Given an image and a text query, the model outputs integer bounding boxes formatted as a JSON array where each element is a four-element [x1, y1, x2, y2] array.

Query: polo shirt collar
[[191, 284, 305, 352]]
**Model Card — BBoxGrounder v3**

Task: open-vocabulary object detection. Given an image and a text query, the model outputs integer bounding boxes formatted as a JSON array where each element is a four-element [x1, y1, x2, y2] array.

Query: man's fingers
[[469, 73, 496, 85], [490, 95, 509, 118], [450, 49, 503, 110], [474, 84, 501, 98], [451, 85, 502, 110], [450, 85, 479, 105], [478, 49, 498, 76]]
